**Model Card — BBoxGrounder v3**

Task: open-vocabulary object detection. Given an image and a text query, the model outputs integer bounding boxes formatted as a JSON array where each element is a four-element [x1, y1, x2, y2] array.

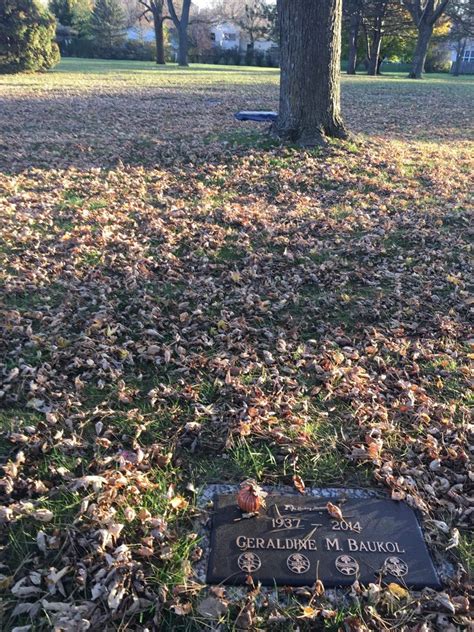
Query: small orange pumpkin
[[237, 479, 267, 513]]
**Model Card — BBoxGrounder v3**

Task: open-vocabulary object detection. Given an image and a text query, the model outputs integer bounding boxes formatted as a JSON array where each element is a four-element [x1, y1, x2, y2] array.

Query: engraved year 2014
[[331, 520, 362, 532]]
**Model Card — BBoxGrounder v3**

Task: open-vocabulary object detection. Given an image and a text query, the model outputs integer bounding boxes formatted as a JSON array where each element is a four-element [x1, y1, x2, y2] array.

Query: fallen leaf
[[292, 474, 306, 494], [387, 582, 409, 599], [326, 501, 344, 521]]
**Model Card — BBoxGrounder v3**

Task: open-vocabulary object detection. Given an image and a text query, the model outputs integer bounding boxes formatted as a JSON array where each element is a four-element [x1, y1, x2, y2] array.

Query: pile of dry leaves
[[0, 62, 472, 630]]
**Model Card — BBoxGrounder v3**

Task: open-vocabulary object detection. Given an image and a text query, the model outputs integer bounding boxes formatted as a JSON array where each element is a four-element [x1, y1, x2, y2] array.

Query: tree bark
[[404, 0, 450, 79], [177, 23, 189, 66], [167, 0, 191, 67], [452, 38, 466, 76], [408, 22, 433, 78], [367, 28, 383, 75], [153, 12, 166, 64], [274, 0, 347, 146], [347, 10, 360, 74], [246, 40, 255, 65]]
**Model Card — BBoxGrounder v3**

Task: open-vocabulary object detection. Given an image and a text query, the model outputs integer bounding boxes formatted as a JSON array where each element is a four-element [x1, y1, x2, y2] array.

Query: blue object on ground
[[234, 111, 278, 122]]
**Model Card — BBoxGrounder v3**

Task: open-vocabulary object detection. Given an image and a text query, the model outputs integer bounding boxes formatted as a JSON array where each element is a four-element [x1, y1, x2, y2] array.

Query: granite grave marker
[[207, 494, 440, 588]]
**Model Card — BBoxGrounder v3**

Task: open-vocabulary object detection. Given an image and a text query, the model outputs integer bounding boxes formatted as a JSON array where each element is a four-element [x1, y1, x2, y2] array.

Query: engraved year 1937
[[271, 517, 302, 529]]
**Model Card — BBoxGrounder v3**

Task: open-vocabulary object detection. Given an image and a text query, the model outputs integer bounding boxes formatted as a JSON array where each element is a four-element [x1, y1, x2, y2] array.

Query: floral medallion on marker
[[237, 552, 261, 573], [335, 555, 359, 575], [383, 556, 408, 577], [287, 553, 311, 574]]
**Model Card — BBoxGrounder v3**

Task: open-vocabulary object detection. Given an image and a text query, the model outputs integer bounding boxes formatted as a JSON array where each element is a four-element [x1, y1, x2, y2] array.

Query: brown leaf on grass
[[235, 602, 255, 629], [31, 508, 54, 522], [136, 546, 154, 558], [170, 602, 192, 616], [298, 605, 319, 619], [387, 583, 409, 599], [196, 596, 228, 619], [169, 496, 189, 510]]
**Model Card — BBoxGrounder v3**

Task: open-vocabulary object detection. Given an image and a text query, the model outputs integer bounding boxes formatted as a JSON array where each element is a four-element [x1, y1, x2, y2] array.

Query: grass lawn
[[0, 58, 472, 630]]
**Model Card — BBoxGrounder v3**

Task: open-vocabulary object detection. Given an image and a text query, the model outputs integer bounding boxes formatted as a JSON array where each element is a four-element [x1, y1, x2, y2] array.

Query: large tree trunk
[[153, 12, 165, 64], [177, 24, 189, 66], [274, 0, 347, 146], [167, 0, 191, 67], [347, 10, 360, 75], [404, 0, 449, 79], [408, 22, 433, 78]]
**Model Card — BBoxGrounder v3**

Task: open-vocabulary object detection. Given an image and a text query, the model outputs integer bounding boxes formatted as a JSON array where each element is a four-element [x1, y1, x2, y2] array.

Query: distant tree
[[402, 0, 451, 78], [447, 0, 474, 74], [238, 1, 275, 64], [275, 0, 347, 146], [363, 1, 412, 74], [89, 0, 126, 48], [365, 0, 390, 74], [343, 0, 414, 75], [0, 0, 60, 73], [49, 0, 92, 37], [121, 0, 141, 28], [212, 0, 276, 64], [138, 0, 166, 63], [49, 0, 76, 25], [71, 0, 93, 35], [188, 18, 213, 61], [166, 0, 192, 66], [344, 0, 363, 73]]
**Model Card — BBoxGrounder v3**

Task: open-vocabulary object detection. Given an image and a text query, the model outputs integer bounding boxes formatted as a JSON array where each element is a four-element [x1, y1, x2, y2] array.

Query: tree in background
[[212, 0, 276, 64], [275, 0, 347, 146], [166, 0, 192, 66], [364, 1, 412, 74], [343, 0, 414, 75], [0, 0, 60, 73], [447, 0, 474, 74], [71, 0, 93, 35], [138, 0, 166, 64], [238, 1, 275, 65], [49, 0, 92, 39], [364, 0, 390, 74], [89, 0, 126, 49], [49, 0, 77, 25], [402, 0, 451, 78], [344, 0, 363, 73], [188, 17, 213, 61]]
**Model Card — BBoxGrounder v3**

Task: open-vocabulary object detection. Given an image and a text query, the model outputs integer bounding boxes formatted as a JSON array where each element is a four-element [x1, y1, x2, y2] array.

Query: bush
[[198, 45, 279, 67], [0, 0, 60, 73], [425, 44, 451, 73], [62, 38, 156, 61]]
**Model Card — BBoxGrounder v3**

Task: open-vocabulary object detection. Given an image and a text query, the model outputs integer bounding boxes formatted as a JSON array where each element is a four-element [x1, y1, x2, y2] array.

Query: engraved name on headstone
[[207, 494, 440, 588]]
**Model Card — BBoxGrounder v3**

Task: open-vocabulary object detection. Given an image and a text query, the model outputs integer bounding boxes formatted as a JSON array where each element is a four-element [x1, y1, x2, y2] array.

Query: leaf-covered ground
[[0, 59, 472, 631]]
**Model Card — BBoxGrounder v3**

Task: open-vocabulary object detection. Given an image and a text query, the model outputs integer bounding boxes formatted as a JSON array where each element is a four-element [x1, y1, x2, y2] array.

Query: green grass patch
[[6, 491, 83, 568]]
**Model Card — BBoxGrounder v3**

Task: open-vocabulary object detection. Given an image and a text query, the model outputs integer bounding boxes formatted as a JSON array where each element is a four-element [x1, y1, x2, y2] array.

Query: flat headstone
[[234, 111, 278, 122], [207, 494, 440, 589]]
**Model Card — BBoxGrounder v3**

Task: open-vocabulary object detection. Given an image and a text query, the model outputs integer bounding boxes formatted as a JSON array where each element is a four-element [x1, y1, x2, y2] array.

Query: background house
[[210, 22, 240, 50], [210, 21, 273, 54], [449, 38, 474, 73], [209, 21, 277, 65]]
